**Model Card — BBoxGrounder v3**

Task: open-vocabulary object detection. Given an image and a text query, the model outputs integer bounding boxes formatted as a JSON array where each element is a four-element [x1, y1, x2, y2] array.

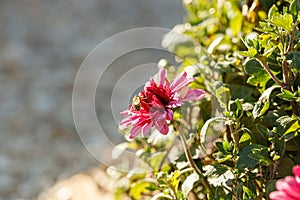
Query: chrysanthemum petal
[[293, 165, 300, 178], [129, 125, 142, 139], [158, 69, 166, 87], [142, 122, 153, 137], [181, 89, 206, 101], [285, 178, 300, 198], [270, 191, 290, 200], [170, 71, 195, 92], [155, 119, 169, 135], [119, 117, 133, 129], [166, 109, 173, 120]]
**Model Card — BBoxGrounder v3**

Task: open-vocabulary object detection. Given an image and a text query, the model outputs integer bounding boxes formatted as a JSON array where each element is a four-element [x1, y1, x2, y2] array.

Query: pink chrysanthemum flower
[[270, 165, 300, 200], [119, 68, 205, 139]]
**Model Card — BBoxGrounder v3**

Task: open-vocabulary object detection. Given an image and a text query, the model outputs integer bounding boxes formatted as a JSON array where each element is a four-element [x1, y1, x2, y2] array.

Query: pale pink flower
[[270, 165, 300, 200], [120, 69, 205, 139]]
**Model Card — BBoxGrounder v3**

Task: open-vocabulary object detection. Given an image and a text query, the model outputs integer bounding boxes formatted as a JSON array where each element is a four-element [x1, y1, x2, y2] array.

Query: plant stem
[[271, 159, 280, 180], [229, 124, 239, 151], [282, 60, 290, 88], [176, 128, 211, 192], [258, 59, 285, 87]]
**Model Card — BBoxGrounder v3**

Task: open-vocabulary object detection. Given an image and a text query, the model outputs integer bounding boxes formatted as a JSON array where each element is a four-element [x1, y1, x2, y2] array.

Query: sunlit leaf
[[253, 85, 281, 118], [243, 58, 271, 90], [181, 172, 199, 198]]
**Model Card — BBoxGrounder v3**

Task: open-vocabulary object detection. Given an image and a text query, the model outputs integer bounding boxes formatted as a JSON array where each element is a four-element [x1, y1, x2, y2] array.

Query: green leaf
[[275, 115, 297, 136], [213, 187, 232, 200], [286, 135, 300, 151], [286, 51, 300, 70], [126, 168, 146, 182], [229, 99, 244, 119], [150, 152, 166, 170], [290, 0, 300, 21], [200, 117, 226, 147], [243, 185, 255, 198], [129, 180, 156, 200], [273, 137, 286, 158], [268, 5, 278, 19], [240, 47, 257, 57], [229, 9, 243, 36], [256, 124, 270, 140], [284, 119, 300, 138], [213, 141, 233, 163], [229, 85, 253, 99], [243, 58, 271, 89], [237, 144, 271, 170], [170, 170, 181, 195], [239, 132, 252, 149], [181, 173, 199, 198], [272, 13, 293, 32], [204, 164, 228, 176], [265, 180, 276, 196], [216, 86, 230, 109], [215, 140, 233, 153], [253, 85, 281, 118], [277, 88, 297, 101]]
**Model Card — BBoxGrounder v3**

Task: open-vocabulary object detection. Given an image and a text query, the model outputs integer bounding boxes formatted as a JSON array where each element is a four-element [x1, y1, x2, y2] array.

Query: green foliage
[[113, 0, 300, 199]]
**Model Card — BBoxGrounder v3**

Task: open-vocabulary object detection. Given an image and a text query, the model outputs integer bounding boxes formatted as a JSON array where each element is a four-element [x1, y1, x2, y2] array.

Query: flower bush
[[112, 0, 300, 199]]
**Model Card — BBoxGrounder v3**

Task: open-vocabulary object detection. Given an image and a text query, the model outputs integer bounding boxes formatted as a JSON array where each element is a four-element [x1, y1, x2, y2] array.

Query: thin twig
[[258, 58, 285, 87], [271, 159, 280, 180], [174, 124, 211, 192]]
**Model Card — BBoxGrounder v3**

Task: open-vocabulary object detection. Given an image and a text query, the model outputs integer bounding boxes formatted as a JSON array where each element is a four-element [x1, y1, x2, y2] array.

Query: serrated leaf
[[253, 85, 281, 118], [181, 173, 199, 198]]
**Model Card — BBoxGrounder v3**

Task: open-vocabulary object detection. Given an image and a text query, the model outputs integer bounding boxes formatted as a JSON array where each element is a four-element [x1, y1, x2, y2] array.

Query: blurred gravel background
[[0, 0, 183, 199]]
